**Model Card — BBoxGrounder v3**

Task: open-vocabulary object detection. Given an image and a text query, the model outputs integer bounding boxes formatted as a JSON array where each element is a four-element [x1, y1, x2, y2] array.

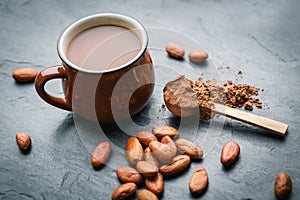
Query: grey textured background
[[0, 0, 300, 199]]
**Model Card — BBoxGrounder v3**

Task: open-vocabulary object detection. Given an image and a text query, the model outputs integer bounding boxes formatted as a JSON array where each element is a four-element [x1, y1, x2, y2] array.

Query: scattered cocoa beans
[[159, 155, 190, 176], [145, 173, 164, 197], [137, 131, 157, 146], [220, 141, 240, 167], [175, 138, 203, 160], [189, 167, 209, 195], [111, 182, 137, 200], [152, 126, 179, 139], [274, 172, 292, 199], [116, 166, 143, 185], [126, 137, 144, 166], [16, 132, 31, 152], [12, 68, 37, 83], [90, 141, 111, 168], [138, 189, 158, 200], [136, 161, 158, 177], [165, 43, 185, 59], [188, 50, 208, 63]]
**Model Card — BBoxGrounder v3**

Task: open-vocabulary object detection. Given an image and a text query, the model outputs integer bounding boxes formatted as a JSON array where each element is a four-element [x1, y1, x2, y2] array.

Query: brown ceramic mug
[[35, 13, 155, 123]]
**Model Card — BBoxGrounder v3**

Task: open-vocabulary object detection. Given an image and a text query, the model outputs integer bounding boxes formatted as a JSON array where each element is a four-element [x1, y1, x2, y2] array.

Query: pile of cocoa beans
[[112, 125, 208, 200]]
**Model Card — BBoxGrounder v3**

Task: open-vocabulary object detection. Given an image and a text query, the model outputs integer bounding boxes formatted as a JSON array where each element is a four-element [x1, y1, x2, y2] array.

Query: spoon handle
[[211, 103, 288, 136]]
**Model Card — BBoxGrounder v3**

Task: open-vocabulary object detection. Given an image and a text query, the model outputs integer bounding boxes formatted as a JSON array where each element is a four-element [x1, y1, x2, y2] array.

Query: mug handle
[[35, 65, 72, 111]]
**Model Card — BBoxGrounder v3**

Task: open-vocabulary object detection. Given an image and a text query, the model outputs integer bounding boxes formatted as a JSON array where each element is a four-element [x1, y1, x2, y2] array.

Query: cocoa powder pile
[[191, 78, 262, 119]]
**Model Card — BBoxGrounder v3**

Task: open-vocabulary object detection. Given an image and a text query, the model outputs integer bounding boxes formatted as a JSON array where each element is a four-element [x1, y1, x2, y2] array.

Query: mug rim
[[57, 13, 148, 74]]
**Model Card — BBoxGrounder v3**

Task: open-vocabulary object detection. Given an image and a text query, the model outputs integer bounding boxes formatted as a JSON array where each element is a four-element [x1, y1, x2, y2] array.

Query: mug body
[[61, 50, 154, 123]]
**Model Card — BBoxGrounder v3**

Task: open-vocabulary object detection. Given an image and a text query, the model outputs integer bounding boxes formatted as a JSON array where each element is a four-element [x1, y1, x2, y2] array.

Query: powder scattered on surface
[[223, 80, 262, 109]]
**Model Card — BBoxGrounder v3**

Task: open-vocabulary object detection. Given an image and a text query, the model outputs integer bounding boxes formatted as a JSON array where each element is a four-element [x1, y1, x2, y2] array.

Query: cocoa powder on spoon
[[164, 75, 262, 120]]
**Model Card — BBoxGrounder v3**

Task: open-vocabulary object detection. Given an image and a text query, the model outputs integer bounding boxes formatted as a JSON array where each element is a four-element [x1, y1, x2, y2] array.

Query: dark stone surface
[[0, 0, 299, 199]]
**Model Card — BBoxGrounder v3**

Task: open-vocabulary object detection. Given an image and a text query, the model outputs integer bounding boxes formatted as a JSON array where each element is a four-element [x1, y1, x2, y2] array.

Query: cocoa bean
[[111, 182, 137, 200], [137, 131, 157, 146], [152, 126, 179, 139], [136, 161, 158, 177], [12, 68, 37, 83], [137, 189, 158, 200], [188, 50, 208, 63], [144, 147, 159, 168], [90, 141, 111, 168], [189, 167, 209, 195], [165, 43, 185, 59], [145, 173, 164, 197], [161, 136, 177, 158], [16, 132, 31, 152], [159, 155, 190, 176], [116, 166, 143, 185], [274, 172, 292, 199], [126, 137, 143, 166], [175, 138, 203, 160], [220, 141, 240, 167], [149, 141, 175, 164]]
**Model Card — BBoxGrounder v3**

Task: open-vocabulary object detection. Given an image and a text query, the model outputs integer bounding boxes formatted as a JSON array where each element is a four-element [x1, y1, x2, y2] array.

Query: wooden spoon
[[163, 75, 288, 136]]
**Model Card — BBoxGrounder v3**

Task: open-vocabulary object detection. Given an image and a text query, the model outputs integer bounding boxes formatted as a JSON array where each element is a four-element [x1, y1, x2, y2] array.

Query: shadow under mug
[[35, 13, 155, 123]]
